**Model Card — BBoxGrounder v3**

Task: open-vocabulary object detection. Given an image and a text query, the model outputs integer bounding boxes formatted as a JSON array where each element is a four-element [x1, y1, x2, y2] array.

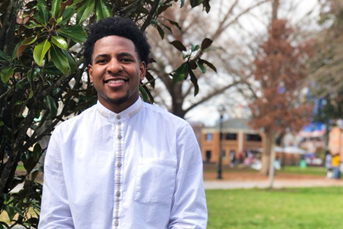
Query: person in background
[[331, 152, 341, 179], [325, 150, 332, 178], [38, 16, 207, 229], [229, 150, 236, 167]]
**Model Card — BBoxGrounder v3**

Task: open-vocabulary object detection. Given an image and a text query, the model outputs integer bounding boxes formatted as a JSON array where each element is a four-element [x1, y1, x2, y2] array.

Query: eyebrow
[[94, 52, 136, 60]]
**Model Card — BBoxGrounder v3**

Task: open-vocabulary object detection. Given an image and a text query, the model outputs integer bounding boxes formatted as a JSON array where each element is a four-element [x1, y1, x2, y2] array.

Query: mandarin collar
[[96, 97, 143, 122]]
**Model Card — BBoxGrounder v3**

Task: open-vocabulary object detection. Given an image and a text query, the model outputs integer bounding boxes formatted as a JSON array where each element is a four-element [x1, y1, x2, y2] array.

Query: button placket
[[114, 117, 123, 229]]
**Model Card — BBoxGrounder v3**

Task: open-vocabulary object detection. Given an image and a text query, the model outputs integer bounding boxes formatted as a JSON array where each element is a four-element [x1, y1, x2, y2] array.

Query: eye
[[121, 57, 134, 63], [96, 59, 108, 64]]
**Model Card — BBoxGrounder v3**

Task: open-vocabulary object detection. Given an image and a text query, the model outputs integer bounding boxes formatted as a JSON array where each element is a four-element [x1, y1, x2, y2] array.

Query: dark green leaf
[[1, 67, 14, 84], [95, 0, 112, 21], [29, 88, 34, 99], [45, 95, 58, 118], [33, 40, 51, 66], [24, 21, 43, 29], [51, 36, 68, 50], [180, 0, 185, 7], [11, 43, 20, 61], [76, 0, 95, 25], [190, 0, 204, 7], [72, 0, 84, 5], [156, 24, 165, 39], [162, 23, 172, 32], [5, 206, 15, 221], [157, 4, 169, 14], [189, 60, 197, 70], [170, 40, 187, 52], [51, 0, 62, 18], [64, 49, 76, 72], [57, 25, 87, 43], [50, 45, 69, 74], [60, 0, 74, 16], [199, 59, 217, 72], [139, 84, 154, 103], [196, 61, 206, 73], [201, 38, 213, 50], [17, 36, 37, 58], [139, 85, 148, 102], [0, 50, 10, 61], [59, 6, 75, 25], [36, 3, 48, 25], [172, 63, 188, 83], [202, 0, 211, 13], [145, 71, 155, 88], [188, 68, 199, 96], [191, 44, 200, 52], [0, 121, 4, 126], [167, 19, 182, 31]]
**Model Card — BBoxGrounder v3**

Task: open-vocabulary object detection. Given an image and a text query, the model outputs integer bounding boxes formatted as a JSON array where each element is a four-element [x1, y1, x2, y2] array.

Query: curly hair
[[83, 16, 150, 68]]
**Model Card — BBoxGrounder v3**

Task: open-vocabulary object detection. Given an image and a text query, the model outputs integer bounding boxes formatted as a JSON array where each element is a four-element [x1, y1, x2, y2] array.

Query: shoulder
[[142, 102, 190, 128], [53, 105, 96, 134]]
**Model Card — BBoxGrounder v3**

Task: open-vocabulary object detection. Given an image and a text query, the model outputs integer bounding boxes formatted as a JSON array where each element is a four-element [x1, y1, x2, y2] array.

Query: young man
[[38, 17, 207, 228]]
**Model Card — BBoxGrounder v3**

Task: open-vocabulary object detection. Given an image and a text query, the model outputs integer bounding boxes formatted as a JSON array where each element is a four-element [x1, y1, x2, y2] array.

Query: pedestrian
[[229, 150, 236, 167], [325, 150, 332, 178], [38, 16, 207, 228], [331, 152, 341, 179]]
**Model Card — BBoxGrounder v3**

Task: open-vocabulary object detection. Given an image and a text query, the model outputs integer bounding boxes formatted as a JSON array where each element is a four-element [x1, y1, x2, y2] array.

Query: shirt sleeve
[[38, 128, 74, 228], [168, 124, 208, 229]]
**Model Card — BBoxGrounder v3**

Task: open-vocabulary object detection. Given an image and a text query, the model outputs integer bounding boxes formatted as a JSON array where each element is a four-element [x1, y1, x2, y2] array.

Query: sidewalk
[[204, 176, 343, 189]]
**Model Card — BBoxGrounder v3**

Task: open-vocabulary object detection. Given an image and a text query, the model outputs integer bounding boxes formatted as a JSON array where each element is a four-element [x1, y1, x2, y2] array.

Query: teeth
[[107, 79, 125, 83]]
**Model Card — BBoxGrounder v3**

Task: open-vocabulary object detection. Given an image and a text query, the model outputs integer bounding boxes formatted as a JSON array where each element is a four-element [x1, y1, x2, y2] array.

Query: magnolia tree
[[0, 0, 212, 227]]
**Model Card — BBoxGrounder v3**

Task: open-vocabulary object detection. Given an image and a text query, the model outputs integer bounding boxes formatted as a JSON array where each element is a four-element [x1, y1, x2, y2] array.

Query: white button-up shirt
[[38, 97, 207, 229]]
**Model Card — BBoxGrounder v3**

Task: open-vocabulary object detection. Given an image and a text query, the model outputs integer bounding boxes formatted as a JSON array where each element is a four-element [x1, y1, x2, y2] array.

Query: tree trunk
[[268, 134, 276, 188], [170, 82, 186, 118], [260, 129, 275, 175]]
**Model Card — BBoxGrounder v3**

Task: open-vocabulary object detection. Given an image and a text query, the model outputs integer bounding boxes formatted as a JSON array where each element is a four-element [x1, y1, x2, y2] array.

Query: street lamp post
[[217, 105, 226, 179]]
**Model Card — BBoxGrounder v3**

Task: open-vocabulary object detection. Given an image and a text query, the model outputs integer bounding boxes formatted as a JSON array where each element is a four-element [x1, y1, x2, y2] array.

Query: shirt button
[[118, 134, 122, 139], [117, 162, 122, 168], [114, 221, 119, 226], [116, 115, 120, 120], [116, 191, 121, 197]]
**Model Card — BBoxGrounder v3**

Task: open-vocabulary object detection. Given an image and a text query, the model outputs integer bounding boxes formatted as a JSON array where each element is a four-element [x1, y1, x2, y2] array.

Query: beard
[[106, 91, 130, 105]]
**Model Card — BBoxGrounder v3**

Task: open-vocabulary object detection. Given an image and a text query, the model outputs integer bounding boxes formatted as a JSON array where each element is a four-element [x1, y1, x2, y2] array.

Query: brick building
[[201, 118, 264, 165]]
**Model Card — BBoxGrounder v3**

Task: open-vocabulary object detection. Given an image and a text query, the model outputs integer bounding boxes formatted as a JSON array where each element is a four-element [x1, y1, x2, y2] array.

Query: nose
[[107, 58, 123, 74]]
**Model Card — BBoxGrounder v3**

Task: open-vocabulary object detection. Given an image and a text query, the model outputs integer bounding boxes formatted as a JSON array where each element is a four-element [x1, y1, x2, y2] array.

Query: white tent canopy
[[259, 146, 309, 154]]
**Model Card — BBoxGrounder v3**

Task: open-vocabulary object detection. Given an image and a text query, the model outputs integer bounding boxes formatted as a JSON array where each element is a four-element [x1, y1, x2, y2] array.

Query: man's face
[[88, 35, 146, 113]]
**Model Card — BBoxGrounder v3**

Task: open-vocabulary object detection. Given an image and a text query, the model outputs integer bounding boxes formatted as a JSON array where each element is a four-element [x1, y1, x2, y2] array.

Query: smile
[[104, 79, 128, 83]]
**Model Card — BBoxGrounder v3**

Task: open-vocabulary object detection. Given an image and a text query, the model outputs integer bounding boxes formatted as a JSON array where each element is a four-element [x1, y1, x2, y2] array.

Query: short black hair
[[84, 16, 150, 68]]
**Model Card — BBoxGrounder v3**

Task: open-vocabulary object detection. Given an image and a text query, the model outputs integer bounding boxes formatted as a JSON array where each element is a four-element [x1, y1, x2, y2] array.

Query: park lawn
[[206, 186, 343, 229]]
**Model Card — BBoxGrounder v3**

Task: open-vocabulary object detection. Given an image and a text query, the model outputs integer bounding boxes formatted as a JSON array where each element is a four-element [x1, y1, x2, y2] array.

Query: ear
[[139, 61, 146, 81], [88, 64, 93, 83]]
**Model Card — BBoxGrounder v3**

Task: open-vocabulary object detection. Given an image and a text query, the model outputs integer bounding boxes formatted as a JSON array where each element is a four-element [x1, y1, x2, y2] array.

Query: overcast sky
[[184, 0, 321, 126]]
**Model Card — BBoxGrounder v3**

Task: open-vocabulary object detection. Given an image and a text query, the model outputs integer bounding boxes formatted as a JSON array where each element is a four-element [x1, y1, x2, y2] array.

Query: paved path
[[204, 177, 343, 189]]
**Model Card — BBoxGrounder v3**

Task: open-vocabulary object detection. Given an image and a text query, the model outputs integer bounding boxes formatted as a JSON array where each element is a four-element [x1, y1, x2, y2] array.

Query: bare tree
[[145, 0, 269, 118]]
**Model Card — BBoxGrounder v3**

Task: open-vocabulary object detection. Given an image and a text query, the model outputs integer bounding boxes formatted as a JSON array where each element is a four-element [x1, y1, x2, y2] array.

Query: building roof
[[204, 118, 258, 133]]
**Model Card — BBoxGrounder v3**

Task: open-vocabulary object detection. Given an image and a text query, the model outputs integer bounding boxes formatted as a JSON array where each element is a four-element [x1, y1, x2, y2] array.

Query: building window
[[246, 134, 262, 142], [206, 133, 212, 142], [205, 150, 211, 162], [224, 133, 237, 140]]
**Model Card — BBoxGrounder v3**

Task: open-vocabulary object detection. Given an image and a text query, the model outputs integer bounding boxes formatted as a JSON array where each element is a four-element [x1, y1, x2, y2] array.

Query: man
[[38, 16, 207, 228]]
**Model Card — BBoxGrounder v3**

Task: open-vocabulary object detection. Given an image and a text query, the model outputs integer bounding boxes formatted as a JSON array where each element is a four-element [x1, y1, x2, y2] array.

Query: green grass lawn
[[204, 165, 327, 177], [206, 186, 343, 229]]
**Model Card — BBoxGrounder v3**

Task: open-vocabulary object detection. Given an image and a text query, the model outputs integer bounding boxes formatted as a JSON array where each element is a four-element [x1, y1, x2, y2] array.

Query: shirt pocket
[[134, 158, 177, 205]]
